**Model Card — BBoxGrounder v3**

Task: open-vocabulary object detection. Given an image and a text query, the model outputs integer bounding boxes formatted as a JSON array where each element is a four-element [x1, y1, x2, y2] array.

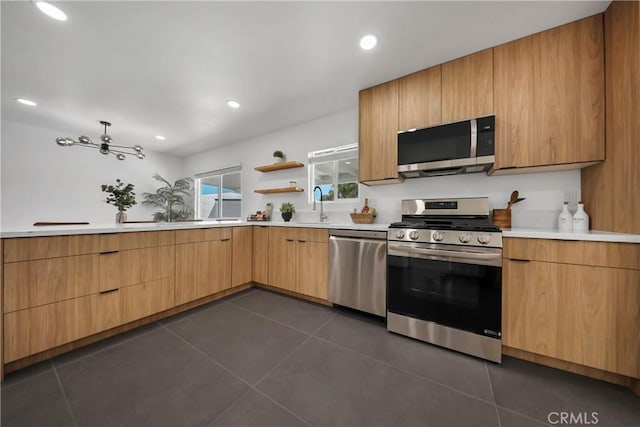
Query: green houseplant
[[142, 174, 194, 222], [280, 202, 295, 222], [273, 150, 285, 163], [101, 179, 136, 223]]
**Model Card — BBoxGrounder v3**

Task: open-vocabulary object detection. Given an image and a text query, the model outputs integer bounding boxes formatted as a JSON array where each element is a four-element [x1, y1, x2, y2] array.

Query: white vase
[[558, 202, 573, 232], [572, 203, 589, 232], [273, 157, 284, 164]]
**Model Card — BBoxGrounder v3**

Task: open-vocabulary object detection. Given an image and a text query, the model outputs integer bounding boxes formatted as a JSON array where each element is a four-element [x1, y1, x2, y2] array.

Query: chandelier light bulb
[[100, 134, 112, 144], [136, 153, 146, 159], [78, 135, 91, 144], [133, 145, 143, 152], [116, 154, 126, 161], [36, 2, 68, 21]]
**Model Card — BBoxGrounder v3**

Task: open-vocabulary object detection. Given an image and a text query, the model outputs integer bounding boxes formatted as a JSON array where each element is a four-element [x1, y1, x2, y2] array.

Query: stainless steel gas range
[[386, 197, 503, 363]]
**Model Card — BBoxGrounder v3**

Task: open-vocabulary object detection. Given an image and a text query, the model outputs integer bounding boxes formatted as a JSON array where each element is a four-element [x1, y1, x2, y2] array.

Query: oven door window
[[387, 255, 501, 337]]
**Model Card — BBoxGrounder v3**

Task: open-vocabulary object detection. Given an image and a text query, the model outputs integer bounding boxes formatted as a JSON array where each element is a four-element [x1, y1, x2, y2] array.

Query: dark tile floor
[[2, 288, 639, 427]]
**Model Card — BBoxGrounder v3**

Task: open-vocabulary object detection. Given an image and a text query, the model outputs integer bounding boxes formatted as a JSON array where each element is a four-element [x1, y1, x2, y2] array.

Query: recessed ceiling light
[[360, 34, 377, 50], [15, 98, 37, 107], [227, 100, 240, 109], [155, 135, 166, 140], [35, 2, 67, 21]]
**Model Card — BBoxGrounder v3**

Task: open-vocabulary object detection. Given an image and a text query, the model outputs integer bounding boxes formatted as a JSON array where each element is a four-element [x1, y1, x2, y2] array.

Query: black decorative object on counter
[[280, 202, 295, 222]]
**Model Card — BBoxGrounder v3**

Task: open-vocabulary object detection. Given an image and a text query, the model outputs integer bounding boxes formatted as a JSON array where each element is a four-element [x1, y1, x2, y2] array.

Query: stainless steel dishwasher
[[329, 229, 387, 317]]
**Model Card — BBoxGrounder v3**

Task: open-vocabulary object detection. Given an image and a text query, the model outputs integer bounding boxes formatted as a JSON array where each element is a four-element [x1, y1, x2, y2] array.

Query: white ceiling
[[2, 0, 609, 157]]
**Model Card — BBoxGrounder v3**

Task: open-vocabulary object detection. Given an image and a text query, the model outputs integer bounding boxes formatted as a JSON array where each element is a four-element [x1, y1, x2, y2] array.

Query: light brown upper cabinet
[[398, 65, 442, 131], [493, 15, 605, 171], [441, 49, 494, 123], [358, 80, 400, 185]]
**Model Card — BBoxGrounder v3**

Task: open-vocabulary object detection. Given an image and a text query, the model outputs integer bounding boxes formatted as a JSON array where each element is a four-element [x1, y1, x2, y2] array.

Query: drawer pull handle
[[285, 239, 295, 242], [221, 238, 231, 242], [509, 258, 530, 263], [99, 250, 119, 255], [297, 240, 306, 243], [99, 288, 119, 295]]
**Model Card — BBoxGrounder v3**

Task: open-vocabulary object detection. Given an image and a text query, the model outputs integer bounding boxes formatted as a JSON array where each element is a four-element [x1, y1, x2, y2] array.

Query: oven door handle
[[388, 243, 502, 267]]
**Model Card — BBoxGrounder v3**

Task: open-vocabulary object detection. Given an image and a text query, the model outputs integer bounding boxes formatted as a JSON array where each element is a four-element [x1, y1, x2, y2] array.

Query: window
[[194, 166, 242, 219], [308, 144, 358, 203]]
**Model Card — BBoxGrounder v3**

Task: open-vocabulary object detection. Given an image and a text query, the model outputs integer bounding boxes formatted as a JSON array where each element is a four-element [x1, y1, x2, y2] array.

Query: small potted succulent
[[280, 202, 295, 222], [101, 179, 136, 223], [273, 150, 285, 164]]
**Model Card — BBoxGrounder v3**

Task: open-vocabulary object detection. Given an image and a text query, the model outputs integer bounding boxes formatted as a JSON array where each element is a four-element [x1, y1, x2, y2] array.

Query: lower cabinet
[[175, 238, 232, 305], [4, 290, 122, 362], [268, 227, 328, 300], [231, 227, 253, 286], [120, 278, 175, 324], [252, 226, 270, 284], [503, 238, 640, 378]]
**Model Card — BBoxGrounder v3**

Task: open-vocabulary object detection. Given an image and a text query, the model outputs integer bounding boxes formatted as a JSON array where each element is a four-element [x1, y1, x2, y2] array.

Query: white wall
[[183, 108, 581, 229], [1, 120, 185, 229]]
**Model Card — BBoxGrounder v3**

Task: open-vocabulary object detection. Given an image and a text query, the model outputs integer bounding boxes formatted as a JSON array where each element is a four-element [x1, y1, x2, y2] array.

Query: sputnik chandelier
[[56, 121, 145, 160]]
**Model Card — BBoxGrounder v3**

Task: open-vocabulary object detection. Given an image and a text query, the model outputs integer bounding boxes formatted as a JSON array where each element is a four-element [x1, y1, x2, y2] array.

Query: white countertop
[[0, 220, 390, 238], [3, 221, 638, 243], [502, 228, 640, 244]]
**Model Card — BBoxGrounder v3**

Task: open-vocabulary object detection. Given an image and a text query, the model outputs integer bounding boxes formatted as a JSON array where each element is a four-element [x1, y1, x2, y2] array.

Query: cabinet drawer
[[3, 231, 175, 263], [503, 238, 640, 270], [3, 246, 175, 313], [3, 290, 121, 362], [120, 278, 174, 324], [3, 254, 100, 313], [175, 228, 231, 244], [295, 228, 329, 243]]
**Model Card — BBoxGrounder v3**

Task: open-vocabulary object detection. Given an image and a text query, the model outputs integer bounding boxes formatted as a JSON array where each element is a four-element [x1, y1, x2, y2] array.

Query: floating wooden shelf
[[254, 161, 304, 172], [254, 187, 305, 194]]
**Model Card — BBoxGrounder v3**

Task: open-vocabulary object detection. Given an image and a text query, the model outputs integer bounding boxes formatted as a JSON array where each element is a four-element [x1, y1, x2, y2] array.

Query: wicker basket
[[350, 212, 376, 224]]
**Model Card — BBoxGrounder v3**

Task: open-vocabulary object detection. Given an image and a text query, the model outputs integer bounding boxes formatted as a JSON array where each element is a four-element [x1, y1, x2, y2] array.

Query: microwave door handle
[[470, 118, 478, 158]]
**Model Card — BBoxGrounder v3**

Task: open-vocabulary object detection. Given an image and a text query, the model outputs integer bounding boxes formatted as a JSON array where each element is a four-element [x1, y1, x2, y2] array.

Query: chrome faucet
[[313, 186, 328, 222]]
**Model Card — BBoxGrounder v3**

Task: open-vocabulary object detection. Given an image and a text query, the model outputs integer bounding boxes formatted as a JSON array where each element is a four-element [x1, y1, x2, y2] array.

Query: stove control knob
[[458, 233, 471, 243], [432, 231, 444, 242], [478, 234, 492, 245], [409, 231, 420, 240], [395, 230, 405, 239]]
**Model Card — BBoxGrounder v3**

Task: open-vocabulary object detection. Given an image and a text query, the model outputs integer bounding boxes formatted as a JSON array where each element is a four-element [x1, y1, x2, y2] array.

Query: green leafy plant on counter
[[101, 179, 136, 212], [273, 150, 284, 159], [142, 174, 193, 222], [279, 202, 295, 213]]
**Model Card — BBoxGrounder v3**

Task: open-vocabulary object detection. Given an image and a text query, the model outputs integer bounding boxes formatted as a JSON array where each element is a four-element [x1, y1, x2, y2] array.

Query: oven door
[[387, 242, 501, 338]]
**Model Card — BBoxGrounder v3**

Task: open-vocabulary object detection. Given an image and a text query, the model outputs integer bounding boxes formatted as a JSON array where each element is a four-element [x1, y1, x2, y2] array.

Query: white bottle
[[572, 202, 590, 232], [558, 202, 573, 232]]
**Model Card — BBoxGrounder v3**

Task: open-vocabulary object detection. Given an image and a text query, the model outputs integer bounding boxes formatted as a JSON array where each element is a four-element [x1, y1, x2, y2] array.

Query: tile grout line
[[53, 324, 161, 370], [252, 388, 314, 427], [227, 299, 326, 337], [159, 321, 315, 427], [312, 334, 497, 408], [205, 387, 255, 426], [50, 360, 79, 427], [496, 404, 554, 426], [0, 365, 54, 390], [485, 363, 502, 427]]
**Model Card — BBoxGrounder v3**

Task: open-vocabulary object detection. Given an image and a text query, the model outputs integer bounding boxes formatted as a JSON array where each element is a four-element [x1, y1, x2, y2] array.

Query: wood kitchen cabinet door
[[358, 80, 400, 184], [268, 228, 296, 291], [120, 277, 174, 324], [296, 241, 328, 300], [493, 14, 604, 170], [441, 49, 493, 123], [231, 227, 253, 286], [252, 226, 269, 284], [398, 65, 442, 131], [503, 259, 640, 378], [175, 239, 232, 305]]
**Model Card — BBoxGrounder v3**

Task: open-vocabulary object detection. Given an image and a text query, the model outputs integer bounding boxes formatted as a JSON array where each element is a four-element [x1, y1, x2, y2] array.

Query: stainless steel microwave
[[397, 115, 495, 178]]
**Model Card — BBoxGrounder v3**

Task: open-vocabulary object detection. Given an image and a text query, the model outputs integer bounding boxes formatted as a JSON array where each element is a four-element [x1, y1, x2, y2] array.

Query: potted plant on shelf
[[280, 202, 295, 222], [273, 150, 285, 164], [142, 174, 194, 222], [101, 179, 136, 223]]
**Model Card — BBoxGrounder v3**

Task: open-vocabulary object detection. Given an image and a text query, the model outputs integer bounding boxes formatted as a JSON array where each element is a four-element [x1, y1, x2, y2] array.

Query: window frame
[[194, 165, 242, 220], [307, 144, 359, 205]]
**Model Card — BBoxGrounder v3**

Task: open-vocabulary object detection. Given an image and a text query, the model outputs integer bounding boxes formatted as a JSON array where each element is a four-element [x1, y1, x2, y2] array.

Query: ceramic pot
[[116, 211, 127, 223], [282, 211, 292, 222], [273, 156, 284, 164]]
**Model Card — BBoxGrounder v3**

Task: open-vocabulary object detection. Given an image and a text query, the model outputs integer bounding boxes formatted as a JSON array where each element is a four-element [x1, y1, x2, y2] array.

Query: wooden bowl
[[493, 209, 511, 229], [350, 213, 375, 224]]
